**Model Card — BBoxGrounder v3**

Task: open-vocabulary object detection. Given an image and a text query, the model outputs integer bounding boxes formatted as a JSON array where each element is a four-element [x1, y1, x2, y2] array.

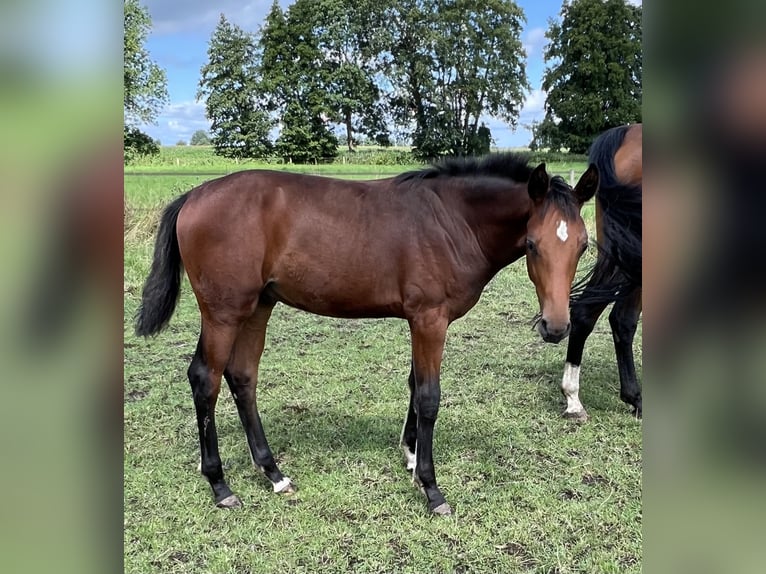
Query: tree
[[190, 130, 211, 145], [259, 1, 338, 163], [383, 0, 528, 160], [198, 14, 274, 159], [123, 126, 159, 164], [313, 0, 390, 151], [540, 0, 642, 153], [124, 0, 168, 159]]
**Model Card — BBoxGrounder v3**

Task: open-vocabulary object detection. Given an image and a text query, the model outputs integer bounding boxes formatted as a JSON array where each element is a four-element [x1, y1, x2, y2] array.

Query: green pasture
[[124, 160, 640, 573], [124, 145, 588, 181]]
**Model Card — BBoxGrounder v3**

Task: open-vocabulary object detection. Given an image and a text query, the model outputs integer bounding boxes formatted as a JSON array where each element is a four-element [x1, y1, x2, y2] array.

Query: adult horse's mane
[[571, 125, 642, 305], [395, 152, 578, 219]]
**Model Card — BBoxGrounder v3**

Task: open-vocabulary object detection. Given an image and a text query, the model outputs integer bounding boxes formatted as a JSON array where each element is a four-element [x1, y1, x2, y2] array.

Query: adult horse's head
[[525, 163, 599, 343]]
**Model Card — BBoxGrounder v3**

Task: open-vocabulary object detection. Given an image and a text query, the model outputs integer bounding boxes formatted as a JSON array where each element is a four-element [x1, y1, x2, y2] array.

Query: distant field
[[124, 157, 639, 573], [124, 145, 588, 183]]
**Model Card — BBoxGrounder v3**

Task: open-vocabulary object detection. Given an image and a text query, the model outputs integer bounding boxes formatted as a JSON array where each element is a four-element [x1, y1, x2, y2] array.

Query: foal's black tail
[[571, 125, 642, 307], [135, 193, 190, 336]]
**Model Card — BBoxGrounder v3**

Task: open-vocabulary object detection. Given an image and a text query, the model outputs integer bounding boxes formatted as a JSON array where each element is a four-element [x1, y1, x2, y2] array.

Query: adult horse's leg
[[408, 308, 451, 515], [400, 365, 417, 471], [223, 299, 295, 494], [609, 287, 642, 417], [188, 321, 241, 508], [562, 298, 609, 421]]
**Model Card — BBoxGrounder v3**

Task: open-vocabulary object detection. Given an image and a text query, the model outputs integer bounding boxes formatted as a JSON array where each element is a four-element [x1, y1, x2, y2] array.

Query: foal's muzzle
[[538, 318, 571, 344]]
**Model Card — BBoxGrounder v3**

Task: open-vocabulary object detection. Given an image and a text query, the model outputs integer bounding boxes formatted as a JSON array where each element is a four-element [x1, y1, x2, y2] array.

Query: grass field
[[124, 159, 641, 573]]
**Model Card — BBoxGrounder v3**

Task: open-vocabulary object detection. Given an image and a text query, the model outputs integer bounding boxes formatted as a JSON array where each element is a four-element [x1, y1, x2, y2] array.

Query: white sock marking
[[404, 445, 416, 471], [400, 408, 417, 471], [561, 362, 585, 414], [556, 220, 569, 242], [272, 476, 292, 493]]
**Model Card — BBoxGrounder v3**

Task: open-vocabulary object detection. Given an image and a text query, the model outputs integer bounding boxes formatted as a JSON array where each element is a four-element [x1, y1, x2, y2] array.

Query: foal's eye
[[526, 238, 538, 254]]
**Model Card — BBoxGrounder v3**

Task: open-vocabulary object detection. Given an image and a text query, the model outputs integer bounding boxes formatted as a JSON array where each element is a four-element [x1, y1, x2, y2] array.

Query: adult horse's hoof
[[215, 494, 242, 509], [431, 502, 452, 516], [633, 407, 642, 419], [273, 477, 296, 494], [563, 409, 588, 422]]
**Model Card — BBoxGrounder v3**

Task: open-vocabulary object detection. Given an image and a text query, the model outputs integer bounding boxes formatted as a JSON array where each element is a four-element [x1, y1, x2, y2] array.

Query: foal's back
[[175, 170, 487, 320]]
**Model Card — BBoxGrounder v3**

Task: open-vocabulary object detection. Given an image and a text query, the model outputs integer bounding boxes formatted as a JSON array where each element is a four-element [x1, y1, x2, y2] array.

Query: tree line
[[124, 0, 642, 163]]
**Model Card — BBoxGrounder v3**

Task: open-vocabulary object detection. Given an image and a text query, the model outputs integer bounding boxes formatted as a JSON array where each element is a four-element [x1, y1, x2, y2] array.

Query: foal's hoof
[[430, 502, 453, 516], [273, 477, 296, 494], [563, 409, 588, 422], [632, 407, 642, 419], [215, 494, 242, 509]]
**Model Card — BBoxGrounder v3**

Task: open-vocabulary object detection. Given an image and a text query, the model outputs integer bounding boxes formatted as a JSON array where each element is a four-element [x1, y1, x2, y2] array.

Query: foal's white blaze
[[556, 220, 569, 242], [561, 362, 585, 415]]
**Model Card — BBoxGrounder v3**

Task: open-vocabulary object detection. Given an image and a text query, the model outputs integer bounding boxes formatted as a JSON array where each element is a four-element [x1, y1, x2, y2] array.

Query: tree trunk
[[345, 109, 355, 152]]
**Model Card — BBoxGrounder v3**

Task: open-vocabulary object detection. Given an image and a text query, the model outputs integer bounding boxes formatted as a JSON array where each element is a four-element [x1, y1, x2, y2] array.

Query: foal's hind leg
[[400, 365, 417, 472], [223, 300, 295, 494], [609, 288, 642, 417], [188, 322, 241, 508], [562, 299, 610, 421]]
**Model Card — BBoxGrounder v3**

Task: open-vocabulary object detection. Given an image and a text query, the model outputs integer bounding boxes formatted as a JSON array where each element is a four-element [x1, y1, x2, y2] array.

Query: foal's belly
[[263, 255, 406, 319]]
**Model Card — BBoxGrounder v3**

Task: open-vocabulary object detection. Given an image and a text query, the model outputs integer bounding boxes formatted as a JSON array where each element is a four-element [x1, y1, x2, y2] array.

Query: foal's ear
[[573, 163, 599, 205], [528, 162, 549, 204]]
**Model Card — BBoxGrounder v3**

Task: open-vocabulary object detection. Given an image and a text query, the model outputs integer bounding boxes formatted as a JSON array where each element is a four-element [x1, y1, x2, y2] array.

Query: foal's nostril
[[540, 318, 549, 333]]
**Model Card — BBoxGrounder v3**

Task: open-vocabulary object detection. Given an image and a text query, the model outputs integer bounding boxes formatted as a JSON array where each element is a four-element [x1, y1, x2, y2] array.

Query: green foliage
[[189, 130, 211, 145], [275, 102, 339, 163], [198, 14, 274, 159], [333, 147, 417, 165], [314, 0, 390, 150], [123, 0, 168, 127], [524, 150, 588, 165], [384, 0, 528, 160], [260, 1, 339, 163], [540, 0, 642, 153], [123, 144, 424, 173], [123, 126, 160, 164]]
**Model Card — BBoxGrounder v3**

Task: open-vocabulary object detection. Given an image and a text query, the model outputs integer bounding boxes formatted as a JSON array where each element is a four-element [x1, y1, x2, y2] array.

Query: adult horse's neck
[[449, 177, 532, 275]]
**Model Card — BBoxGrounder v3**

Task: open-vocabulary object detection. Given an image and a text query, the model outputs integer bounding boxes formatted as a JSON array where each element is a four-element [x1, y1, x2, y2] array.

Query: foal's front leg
[[408, 309, 451, 515]]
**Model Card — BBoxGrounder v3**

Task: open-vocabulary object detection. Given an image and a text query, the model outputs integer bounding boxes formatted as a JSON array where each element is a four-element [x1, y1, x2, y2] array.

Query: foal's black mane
[[395, 152, 579, 218], [395, 152, 533, 185]]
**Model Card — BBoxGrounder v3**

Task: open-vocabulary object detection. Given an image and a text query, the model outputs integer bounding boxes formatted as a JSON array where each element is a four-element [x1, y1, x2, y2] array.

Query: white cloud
[[143, 0, 285, 36], [519, 89, 547, 123], [140, 101, 209, 143], [523, 27, 547, 58]]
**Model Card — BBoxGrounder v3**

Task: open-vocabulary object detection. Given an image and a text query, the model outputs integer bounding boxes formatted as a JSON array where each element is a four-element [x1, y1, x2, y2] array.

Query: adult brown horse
[[560, 124, 642, 420], [136, 154, 598, 515]]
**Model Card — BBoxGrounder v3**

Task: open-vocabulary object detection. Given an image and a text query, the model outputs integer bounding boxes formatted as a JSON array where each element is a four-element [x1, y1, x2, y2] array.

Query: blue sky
[[137, 0, 640, 148]]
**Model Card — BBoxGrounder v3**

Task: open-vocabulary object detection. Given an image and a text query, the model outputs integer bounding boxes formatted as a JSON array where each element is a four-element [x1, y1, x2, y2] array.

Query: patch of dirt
[[495, 542, 536, 568], [126, 390, 148, 402], [581, 472, 610, 486]]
